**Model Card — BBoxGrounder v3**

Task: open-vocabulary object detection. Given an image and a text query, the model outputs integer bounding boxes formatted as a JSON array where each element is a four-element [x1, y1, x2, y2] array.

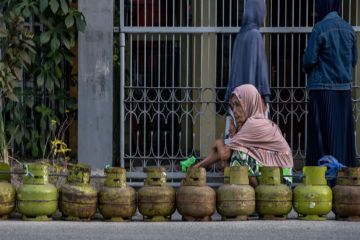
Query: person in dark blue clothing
[[224, 0, 271, 145], [225, 0, 270, 104], [303, 0, 358, 167]]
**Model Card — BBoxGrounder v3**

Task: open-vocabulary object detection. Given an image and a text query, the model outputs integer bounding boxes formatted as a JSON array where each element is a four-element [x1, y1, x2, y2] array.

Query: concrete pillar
[[192, 0, 217, 158], [355, 33, 360, 161], [346, 3, 360, 161], [78, 0, 114, 169]]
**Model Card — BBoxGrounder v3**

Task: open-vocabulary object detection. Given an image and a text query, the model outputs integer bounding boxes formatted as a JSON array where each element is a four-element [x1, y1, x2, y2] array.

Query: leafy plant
[[0, 11, 35, 163], [0, 0, 85, 160], [45, 110, 73, 167]]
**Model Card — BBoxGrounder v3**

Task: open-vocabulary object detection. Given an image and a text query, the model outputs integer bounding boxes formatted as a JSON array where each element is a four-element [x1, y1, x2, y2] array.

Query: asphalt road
[[1, 211, 359, 240]]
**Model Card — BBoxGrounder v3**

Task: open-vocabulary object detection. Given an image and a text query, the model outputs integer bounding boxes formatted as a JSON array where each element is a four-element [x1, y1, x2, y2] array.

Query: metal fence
[[118, 0, 360, 180]]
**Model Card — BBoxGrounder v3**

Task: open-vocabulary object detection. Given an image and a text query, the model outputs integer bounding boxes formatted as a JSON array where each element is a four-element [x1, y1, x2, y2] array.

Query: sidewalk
[[1, 211, 359, 240]]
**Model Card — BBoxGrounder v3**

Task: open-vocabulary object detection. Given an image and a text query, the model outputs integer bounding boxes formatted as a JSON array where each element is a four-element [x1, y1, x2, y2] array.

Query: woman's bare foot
[[249, 176, 258, 188]]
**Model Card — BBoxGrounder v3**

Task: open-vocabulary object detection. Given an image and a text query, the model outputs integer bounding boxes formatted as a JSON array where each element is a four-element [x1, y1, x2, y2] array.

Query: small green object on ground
[[180, 156, 196, 172]]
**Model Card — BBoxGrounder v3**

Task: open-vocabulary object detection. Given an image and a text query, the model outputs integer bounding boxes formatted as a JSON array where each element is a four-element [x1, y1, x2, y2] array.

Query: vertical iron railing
[[118, 0, 360, 180]]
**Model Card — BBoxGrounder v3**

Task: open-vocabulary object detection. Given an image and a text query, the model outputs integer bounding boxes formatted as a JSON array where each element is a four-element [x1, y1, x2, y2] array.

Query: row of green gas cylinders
[[1, 163, 360, 221]]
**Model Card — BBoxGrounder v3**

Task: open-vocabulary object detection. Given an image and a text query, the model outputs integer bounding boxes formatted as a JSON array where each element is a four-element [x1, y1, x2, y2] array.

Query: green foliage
[[0, 0, 86, 160], [0, 10, 35, 163], [0, 12, 35, 102]]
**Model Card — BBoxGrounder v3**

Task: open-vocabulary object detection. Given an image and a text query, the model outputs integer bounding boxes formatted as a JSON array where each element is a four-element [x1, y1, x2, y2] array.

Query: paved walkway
[[1, 211, 359, 240]]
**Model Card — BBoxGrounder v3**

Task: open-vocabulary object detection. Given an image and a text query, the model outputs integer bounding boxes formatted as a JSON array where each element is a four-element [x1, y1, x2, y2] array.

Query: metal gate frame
[[118, 0, 360, 183]]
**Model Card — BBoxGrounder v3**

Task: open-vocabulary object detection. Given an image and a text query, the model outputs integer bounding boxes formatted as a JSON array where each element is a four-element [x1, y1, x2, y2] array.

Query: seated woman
[[194, 84, 293, 187]]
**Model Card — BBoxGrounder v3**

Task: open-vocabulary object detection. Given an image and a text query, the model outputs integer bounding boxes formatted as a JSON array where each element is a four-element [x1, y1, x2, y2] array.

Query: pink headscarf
[[227, 84, 293, 168]]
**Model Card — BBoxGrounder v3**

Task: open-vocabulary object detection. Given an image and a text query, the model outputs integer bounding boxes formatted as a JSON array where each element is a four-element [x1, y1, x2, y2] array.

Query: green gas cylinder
[[17, 163, 58, 221], [59, 163, 97, 221], [98, 167, 136, 221], [138, 167, 175, 221], [293, 166, 332, 220], [333, 167, 360, 221], [177, 167, 216, 221], [217, 166, 255, 221], [0, 163, 15, 219], [256, 167, 292, 220]]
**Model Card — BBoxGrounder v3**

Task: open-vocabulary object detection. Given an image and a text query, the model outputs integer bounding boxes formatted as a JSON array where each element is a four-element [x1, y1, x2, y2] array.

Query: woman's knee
[[212, 139, 223, 151], [215, 139, 225, 148], [219, 147, 231, 162]]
